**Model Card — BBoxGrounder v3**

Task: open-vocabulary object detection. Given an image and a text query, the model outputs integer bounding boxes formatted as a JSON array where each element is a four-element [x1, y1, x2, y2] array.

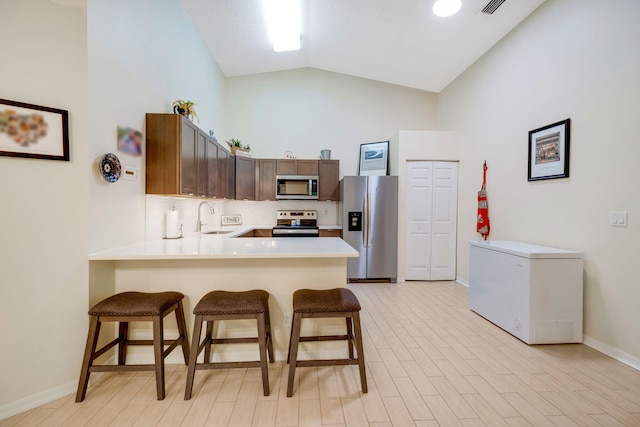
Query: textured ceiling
[[181, 0, 546, 93]]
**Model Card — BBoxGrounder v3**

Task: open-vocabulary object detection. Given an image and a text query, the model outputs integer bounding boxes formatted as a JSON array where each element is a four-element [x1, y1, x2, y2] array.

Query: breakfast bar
[[88, 233, 358, 362]]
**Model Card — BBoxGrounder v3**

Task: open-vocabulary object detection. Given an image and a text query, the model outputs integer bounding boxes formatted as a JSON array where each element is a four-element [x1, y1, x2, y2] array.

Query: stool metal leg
[[204, 320, 214, 363], [265, 307, 274, 363], [286, 314, 295, 364], [118, 322, 128, 365], [256, 312, 270, 396], [286, 313, 303, 397], [346, 317, 354, 359], [152, 315, 166, 400], [185, 314, 204, 400], [76, 316, 101, 402], [175, 300, 190, 364], [352, 312, 367, 393]]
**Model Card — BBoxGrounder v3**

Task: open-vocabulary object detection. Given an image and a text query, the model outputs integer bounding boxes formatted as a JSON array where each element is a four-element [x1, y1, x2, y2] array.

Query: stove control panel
[[276, 210, 318, 227], [276, 210, 317, 220]]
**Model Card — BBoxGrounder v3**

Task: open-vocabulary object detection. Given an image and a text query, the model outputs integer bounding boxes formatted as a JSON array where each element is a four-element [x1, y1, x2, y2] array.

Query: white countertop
[[90, 229, 357, 261]]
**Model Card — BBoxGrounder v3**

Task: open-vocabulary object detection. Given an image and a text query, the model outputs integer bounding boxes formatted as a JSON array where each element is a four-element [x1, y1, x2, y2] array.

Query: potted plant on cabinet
[[226, 138, 251, 156]]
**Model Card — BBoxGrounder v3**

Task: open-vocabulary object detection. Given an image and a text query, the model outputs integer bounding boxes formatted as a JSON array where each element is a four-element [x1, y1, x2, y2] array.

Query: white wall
[[438, 0, 640, 366], [0, 0, 227, 418], [225, 68, 438, 177], [0, 0, 89, 413], [88, 0, 226, 252], [389, 131, 460, 281]]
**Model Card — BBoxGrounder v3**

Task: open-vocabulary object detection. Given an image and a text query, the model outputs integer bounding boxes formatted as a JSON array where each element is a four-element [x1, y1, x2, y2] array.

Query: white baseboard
[[583, 335, 640, 371], [456, 276, 469, 287], [0, 380, 76, 421]]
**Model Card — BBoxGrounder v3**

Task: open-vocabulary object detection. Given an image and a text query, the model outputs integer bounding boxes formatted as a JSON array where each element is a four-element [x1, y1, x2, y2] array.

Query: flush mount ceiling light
[[262, 0, 301, 52], [433, 0, 462, 17]]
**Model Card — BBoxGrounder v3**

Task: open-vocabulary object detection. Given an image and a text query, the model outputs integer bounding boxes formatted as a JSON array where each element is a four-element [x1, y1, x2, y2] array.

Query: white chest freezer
[[469, 240, 583, 344]]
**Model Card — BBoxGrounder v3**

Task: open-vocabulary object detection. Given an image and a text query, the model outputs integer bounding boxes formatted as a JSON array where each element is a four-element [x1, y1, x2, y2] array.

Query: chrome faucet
[[196, 201, 214, 232]]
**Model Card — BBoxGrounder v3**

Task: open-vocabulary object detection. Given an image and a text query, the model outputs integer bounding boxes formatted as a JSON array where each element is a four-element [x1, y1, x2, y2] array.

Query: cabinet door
[[257, 159, 277, 201], [319, 229, 341, 237], [145, 113, 180, 195], [227, 154, 236, 199], [180, 119, 198, 195], [196, 130, 207, 197], [235, 156, 255, 200], [276, 159, 297, 175], [217, 145, 229, 198], [206, 138, 218, 198], [297, 160, 319, 175], [319, 160, 339, 201], [145, 113, 208, 196]]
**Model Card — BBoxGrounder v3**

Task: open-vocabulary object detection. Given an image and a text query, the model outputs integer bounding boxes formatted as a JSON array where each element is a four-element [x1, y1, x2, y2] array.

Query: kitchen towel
[[166, 210, 180, 238]]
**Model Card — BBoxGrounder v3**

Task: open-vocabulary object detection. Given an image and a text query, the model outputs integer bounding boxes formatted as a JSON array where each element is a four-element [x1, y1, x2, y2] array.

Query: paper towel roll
[[166, 210, 180, 238]]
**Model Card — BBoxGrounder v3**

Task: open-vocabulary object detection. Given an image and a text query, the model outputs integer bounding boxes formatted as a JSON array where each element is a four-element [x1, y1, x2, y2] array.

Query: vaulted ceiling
[[180, 0, 547, 92]]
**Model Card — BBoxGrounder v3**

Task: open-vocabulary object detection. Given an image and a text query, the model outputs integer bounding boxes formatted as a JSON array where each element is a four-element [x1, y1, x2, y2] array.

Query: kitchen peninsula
[[88, 232, 358, 362]]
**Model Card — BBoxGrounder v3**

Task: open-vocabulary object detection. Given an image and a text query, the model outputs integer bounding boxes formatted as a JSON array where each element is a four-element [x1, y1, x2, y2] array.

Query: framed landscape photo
[[527, 118, 570, 181], [358, 141, 389, 176], [0, 98, 70, 161]]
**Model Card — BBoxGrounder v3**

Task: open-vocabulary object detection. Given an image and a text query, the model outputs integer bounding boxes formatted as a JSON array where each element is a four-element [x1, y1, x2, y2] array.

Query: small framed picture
[[527, 119, 570, 181], [117, 126, 143, 157], [358, 141, 389, 176], [0, 98, 69, 161]]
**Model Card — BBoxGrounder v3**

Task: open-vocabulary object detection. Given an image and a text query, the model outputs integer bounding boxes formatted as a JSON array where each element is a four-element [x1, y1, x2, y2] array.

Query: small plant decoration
[[226, 138, 250, 152], [172, 99, 199, 123]]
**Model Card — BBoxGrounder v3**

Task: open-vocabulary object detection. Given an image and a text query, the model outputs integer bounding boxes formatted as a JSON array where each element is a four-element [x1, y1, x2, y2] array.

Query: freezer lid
[[469, 240, 583, 259]]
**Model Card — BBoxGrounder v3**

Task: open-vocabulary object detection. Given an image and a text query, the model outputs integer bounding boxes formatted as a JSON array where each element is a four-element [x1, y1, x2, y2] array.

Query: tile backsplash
[[146, 195, 339, 241]]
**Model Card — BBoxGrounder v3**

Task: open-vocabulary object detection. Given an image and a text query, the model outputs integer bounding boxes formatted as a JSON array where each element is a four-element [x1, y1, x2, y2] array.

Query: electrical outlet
[[283, 313, 292, 326], [221, 215, 242, 225]]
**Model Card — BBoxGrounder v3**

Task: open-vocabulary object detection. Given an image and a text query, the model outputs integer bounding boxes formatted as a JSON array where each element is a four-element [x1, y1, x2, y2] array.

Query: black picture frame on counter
[[527, 118, 570, 181], [358, 141, 389, 176], [0, 98, 70, 161]]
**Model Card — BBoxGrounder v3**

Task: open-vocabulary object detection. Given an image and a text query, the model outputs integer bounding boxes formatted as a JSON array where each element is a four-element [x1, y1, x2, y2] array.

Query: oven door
[[272, 226, 320, 237]]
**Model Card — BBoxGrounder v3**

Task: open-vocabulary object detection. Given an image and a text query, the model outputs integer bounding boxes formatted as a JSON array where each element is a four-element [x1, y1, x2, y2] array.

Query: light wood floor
[[3, 281, 640, 426]]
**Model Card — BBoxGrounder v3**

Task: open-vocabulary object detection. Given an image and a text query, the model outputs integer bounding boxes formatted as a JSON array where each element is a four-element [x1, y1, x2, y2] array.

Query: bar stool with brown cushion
[[184, 289, 274, 399], [286, 287, 367, 397], [76, 291, 190, 402]]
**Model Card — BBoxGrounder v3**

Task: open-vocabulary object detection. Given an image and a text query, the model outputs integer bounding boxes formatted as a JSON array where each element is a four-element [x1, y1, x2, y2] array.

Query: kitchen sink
[[201, 230, 233, 235]]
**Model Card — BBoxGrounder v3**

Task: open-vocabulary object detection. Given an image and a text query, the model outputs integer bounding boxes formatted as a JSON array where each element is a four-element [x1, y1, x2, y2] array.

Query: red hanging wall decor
[[477, 161, 490, 240]]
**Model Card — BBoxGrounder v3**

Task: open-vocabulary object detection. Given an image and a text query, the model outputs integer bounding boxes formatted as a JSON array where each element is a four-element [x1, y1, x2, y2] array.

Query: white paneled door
[[406, 161, 458, 280]]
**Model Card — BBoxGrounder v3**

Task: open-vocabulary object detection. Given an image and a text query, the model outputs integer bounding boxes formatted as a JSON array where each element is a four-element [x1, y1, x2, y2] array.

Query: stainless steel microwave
[[276, 175, 319, 200]]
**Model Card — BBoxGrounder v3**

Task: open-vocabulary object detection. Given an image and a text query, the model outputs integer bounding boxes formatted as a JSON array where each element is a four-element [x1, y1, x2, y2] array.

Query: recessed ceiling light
[[433, 0, 462, 17], [262, 0, 301, 52]]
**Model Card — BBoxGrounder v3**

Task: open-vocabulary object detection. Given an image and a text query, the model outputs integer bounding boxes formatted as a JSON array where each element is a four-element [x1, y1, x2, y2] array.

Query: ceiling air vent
[[481, 0, 507, 15]]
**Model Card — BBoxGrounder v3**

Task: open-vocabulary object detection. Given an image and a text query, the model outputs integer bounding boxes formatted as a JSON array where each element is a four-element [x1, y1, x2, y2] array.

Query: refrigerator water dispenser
[[348, 212, 362, 231]]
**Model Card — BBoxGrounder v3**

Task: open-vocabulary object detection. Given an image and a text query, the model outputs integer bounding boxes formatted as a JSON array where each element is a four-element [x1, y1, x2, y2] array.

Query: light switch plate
[[221, 215, 242, 225], [610, 211, 628, 227]]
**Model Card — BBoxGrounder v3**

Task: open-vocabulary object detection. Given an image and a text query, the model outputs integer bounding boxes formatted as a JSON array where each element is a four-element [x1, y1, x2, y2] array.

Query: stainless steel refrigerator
[[340, 176, 398, 282]]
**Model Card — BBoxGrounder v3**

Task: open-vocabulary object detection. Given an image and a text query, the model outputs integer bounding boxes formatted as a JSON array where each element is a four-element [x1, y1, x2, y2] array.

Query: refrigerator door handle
[[364, 192, 371, 247]]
